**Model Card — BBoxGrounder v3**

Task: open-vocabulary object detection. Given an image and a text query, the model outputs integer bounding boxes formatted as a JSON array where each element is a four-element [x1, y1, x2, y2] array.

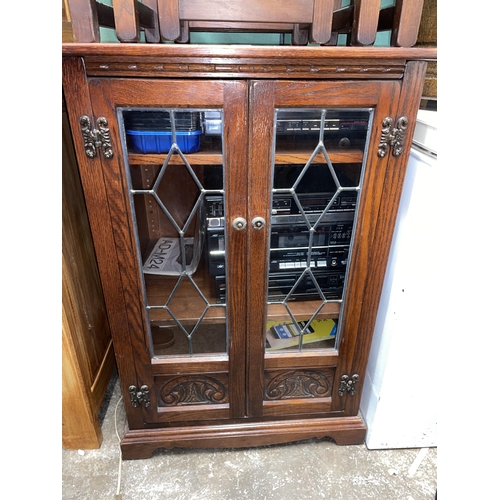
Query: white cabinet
[[360, 109, 438, 450]]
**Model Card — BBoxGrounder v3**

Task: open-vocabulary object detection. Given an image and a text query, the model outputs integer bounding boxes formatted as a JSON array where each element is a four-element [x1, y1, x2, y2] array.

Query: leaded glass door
[[247, 80, 400, 418], [121, 107, 227, 358], [87, 79, 248, 424], [266, 107, 369, 352]]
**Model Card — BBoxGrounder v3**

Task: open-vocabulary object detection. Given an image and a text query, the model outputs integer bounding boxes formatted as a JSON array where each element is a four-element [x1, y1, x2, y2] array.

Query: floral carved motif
[[160, 375, 228, 406], [265, 370, 331, 400]]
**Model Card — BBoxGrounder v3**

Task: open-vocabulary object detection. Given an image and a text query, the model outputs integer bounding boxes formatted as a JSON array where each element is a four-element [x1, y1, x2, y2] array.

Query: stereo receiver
[[206, 194, 355, 303]]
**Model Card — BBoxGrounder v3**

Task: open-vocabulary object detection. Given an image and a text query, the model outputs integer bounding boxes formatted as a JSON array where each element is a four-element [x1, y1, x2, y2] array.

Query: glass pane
[[119, 108, 227, 357], [266, 108, 371, 352]]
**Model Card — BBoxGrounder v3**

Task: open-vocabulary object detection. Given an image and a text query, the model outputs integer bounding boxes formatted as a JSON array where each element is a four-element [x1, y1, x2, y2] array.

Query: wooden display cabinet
[[62, 43, 435, 459]]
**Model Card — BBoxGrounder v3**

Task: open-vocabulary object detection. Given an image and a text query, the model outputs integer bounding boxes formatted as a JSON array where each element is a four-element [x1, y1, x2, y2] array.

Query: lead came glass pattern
[[266, 108, 371, 352], [120, 108, 227, 357]]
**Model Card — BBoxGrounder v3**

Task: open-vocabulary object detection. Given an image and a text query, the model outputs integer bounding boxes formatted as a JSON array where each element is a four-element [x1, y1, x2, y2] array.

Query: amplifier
[[214, 270, 345, 304], [267, 269, 346, 301]]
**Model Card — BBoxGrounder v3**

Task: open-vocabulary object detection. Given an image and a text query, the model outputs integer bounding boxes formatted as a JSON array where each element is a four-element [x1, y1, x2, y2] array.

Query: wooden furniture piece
[[415, 0, 437, 99], [62, 100, 115, 450], [63, 0, 75, 42], [62, 40, 436, 459], [66, 0, 425, 46]]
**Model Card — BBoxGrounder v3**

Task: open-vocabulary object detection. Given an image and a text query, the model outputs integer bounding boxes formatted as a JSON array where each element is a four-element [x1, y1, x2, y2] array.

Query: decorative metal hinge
[[79, 115, 114, 159], [129, 385, 151, 408], [377, 116, 409, 158], [338, 374, 359, 396]]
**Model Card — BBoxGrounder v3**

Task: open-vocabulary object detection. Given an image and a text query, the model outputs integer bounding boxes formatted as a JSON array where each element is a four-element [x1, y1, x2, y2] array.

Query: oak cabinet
[[62, 45, 432, 459]]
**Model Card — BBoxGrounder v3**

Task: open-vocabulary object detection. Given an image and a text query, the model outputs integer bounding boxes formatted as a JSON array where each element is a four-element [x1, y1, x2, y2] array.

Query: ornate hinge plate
[[338, 374, 359, 397], [79, 115, 114, 159], [377, 116, 409, 158], [129, 385, 151, 408]]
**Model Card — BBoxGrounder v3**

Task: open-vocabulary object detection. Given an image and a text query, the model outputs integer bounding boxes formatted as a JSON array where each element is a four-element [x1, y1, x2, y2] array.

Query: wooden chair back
[[65, 0, 426, 47]]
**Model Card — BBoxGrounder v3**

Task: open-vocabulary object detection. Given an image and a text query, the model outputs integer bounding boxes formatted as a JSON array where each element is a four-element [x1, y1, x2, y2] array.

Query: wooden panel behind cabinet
[[62, 0, 74, 42], [415, 0, 437, 98], [62, 100, 115, 449]]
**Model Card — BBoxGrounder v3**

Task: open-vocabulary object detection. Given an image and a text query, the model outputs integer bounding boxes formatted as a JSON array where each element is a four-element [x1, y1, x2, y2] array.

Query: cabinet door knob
[[251, 217, 266, 230], [232, 217, 247, 231]]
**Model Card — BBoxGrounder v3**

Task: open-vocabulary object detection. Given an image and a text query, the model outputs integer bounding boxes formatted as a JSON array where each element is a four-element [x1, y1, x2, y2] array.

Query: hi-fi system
[[206, 188, 358, 303], [203, 110, 367, 303]]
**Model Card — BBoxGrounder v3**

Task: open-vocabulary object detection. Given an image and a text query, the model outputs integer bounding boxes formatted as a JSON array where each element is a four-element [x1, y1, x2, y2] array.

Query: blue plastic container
[[127, 130, 202, 154]]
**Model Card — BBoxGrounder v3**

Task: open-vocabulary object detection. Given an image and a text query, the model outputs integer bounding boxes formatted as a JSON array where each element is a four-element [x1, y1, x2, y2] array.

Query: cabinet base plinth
[[120, 414, 367, 460]]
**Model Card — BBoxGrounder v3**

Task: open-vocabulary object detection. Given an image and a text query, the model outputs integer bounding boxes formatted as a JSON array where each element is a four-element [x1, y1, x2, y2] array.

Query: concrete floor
[[62, 374, 437, 500]]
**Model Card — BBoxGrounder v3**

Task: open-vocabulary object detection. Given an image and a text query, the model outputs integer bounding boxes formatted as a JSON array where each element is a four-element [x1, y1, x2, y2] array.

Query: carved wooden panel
[[264, 369, 334, 400], [84, 56, 406, 80], [157, 374, 229, 406]]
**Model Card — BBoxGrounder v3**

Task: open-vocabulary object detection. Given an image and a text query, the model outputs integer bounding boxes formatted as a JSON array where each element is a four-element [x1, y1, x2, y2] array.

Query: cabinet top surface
[[62, 43, 437, 61]]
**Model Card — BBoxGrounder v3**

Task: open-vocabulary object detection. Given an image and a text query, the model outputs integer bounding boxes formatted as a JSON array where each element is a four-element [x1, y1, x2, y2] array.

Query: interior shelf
[[146, 269, 341, 326], [267, 301, 340, 323], [128, 152, 223, 166], [274, 150, 364, 164], [145, 266, 225, 325], [128, 150, 364, 167]]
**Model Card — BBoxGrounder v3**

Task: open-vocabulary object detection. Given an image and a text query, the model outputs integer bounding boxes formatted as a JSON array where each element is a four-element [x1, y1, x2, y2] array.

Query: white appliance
[[360, 108, 438, 449]]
